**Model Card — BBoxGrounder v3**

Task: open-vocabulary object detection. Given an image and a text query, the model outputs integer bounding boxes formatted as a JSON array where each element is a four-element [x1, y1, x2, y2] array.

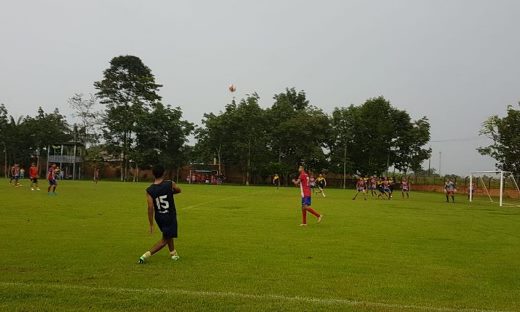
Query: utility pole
[[439, 151, 442, 176]]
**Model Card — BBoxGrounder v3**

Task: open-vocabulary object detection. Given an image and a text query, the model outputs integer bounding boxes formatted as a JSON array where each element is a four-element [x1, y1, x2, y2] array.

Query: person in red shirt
[[292, 165, 322, 226], [352, 177, 367, 200], [29, 163, 40, 191]]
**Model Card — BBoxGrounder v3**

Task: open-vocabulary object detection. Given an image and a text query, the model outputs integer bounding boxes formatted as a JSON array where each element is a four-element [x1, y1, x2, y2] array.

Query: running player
[[377, 177, 389, 199], [383, 178, 392, 199], [47, 164, 58, 195], [316, 173, 327, 197], [369, 176, 378, 197], [29, 163, 40, 191], [401, 177, 410, 199], [352, 177, 367, 200], [292, 165, 322, 226], [444, 179, 456, 203], [139, 165, 181, 263], [310, 175, 316, 193]]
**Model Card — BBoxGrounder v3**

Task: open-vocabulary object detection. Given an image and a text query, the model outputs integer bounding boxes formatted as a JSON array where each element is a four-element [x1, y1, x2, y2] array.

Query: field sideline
[[0, 179, 519, 311]]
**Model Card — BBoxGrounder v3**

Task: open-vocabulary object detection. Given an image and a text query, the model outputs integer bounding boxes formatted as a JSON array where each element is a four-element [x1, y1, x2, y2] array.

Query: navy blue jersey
[[146, 180, 176, 217]]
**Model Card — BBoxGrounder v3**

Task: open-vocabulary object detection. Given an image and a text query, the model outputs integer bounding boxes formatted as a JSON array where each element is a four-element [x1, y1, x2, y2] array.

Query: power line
[[429, 136, 488, 143]]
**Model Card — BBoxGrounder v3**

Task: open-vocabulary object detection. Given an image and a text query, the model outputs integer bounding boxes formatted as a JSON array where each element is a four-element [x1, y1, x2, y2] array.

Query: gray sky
[[1, 0, 519, 175]]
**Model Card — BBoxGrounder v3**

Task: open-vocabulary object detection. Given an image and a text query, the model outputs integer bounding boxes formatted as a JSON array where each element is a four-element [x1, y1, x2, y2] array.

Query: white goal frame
[[469, 170, 520, 207]]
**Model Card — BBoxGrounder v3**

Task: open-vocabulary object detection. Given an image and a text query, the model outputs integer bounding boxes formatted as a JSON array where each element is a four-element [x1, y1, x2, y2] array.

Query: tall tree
[[195, 94, 269, 184], [330, 97, 430, 176], [266, 88, 331, 182], [478, 103, 520, 175], [94, 55, 162, 181], [68, 93, 101, 146], [133, 103, 194, 181]]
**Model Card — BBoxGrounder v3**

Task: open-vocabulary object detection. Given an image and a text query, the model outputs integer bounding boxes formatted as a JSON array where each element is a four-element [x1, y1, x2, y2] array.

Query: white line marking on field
[[181, 196, 239, 210], [0, 281, 512, 312]]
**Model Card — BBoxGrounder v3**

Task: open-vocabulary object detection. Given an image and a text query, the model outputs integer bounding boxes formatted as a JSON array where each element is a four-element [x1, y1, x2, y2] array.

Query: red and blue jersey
[[299, 171, 312, 197]]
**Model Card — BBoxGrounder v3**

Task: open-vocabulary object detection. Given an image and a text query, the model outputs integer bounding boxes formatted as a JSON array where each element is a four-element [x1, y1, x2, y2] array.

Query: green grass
[[0, 179, 519, 311]]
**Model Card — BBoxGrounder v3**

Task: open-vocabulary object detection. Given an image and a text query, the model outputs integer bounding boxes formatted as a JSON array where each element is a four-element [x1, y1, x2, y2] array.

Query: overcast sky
[[1, 0, 519, 175]]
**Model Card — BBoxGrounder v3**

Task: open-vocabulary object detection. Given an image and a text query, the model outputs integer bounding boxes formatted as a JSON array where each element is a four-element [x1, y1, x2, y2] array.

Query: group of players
[[352, 176, 410, 200], [8, 163, 60, 194]]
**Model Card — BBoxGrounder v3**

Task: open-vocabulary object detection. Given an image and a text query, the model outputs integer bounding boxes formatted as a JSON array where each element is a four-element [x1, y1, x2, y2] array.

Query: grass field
[[1, 179, 519, 312]]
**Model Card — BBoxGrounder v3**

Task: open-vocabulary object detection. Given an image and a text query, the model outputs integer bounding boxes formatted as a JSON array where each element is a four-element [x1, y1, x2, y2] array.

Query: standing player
[[93, 168, 100, 184], [316, 173, 327, 197], [444, 179, 456, 203], [272, 173, 280, 189], [12, 164, 21, 187], [138, 165, 181, 264], [292, 165, 322, 226], [352, 177, 367, 200], [47, 164, 58, 195], [401, 177, 410, 199], [29, 163, 40, 191]]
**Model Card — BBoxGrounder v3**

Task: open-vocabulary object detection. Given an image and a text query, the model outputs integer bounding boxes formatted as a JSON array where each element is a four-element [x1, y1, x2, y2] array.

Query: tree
[[195, 94, 269, 184], [478, 103, 520, 175], [133, 103, 194, 181], [0, 104, 9, 176], [94, 55, 162, 181], [68, 93, 101, 146], [266, 88, 331, 183], [329, 97, 431, 176], [330, 106, 357, 188]]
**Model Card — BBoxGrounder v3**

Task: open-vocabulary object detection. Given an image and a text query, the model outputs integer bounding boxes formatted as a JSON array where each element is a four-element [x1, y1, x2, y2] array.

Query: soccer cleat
[[299, 223, 307, 227], [31, 188, 34, 191], [171, 250, 180, 261], [317, 215, 323, 223], [138, 256, 146, 264]]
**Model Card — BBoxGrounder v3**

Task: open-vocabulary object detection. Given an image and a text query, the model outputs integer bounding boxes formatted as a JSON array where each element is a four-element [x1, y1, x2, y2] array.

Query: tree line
[[2, 54, 514, 182]]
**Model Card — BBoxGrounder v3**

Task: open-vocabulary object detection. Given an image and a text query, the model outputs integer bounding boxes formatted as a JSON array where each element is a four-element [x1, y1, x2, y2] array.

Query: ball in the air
[[228, 84, 236, 92]]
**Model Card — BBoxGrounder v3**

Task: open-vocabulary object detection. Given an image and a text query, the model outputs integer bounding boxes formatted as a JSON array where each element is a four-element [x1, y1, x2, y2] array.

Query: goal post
[[469, 170, 520, 207]]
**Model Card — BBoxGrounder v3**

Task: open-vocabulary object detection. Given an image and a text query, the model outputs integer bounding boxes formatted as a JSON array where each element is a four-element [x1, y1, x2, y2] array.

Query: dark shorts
[[318, 182, 325, 188], [301, 196, 311, 206], [48, 179, 57, 186], [31, 178, 38, 183], [155, 213, 178, 239]]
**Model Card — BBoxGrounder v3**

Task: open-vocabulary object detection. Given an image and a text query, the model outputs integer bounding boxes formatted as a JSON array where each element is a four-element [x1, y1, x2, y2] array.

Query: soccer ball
[[228, 84, 236, 92]]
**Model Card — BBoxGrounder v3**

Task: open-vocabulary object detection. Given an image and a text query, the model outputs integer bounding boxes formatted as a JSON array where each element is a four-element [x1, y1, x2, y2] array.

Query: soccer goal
[[469, 171, 520, 207]]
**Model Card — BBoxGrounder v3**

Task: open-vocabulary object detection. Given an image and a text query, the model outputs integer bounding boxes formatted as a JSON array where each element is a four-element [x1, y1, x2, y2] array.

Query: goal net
[[469, 171, 520, 207]]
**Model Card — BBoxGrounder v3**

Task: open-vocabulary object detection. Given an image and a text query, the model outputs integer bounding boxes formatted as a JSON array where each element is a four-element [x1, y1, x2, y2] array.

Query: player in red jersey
[[29, 163, 40, 191], [47, 163, 58, 195], [401, 178, 410, 199], [352, 177, 367, 200], [292, 165, 322, 226]]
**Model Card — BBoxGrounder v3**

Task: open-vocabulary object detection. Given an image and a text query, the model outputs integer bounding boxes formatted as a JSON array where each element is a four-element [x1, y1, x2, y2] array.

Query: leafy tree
[[94, 55, 162, 181], [329, 106, 357, 187], [266, 88, 331, 183], [330, 97, 430, 176], [68, 93, 101, 146], [478, 103, 520, 175], [133, 103, 194, 180], [195, 94, 269, 184]]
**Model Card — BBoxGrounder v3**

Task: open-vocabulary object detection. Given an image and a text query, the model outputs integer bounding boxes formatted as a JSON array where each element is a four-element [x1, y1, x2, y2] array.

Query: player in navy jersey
[[138, 165, 182, 264]]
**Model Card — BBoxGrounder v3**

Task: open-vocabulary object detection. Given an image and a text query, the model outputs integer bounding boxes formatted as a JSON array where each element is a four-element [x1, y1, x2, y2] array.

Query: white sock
[[141, 251, 151, 259]]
